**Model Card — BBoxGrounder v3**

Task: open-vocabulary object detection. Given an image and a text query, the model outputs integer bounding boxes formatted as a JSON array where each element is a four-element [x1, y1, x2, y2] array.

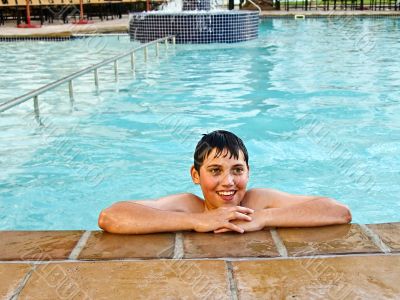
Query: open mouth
[[216, 190, 236, 201]]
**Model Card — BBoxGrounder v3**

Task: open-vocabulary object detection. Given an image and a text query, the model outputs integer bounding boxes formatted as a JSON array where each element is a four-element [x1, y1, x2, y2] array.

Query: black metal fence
[[279, 0, 399, 11], [1, 0, 399, 27], [0, 1, 162, 26]]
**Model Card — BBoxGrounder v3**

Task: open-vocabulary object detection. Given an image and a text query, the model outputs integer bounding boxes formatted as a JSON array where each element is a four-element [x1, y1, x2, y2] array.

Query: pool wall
[[129, 11, 260, 43]]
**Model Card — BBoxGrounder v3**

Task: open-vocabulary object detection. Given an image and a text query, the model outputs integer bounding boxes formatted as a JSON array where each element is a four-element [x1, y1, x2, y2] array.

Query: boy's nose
[[221, 173, 234, 186]]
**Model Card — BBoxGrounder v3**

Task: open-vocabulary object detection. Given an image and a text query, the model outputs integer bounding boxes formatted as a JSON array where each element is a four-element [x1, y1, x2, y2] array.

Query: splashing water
[[159, 0, 222, 11], [159, 0, 183, 12], [209, 0, 221, 10]]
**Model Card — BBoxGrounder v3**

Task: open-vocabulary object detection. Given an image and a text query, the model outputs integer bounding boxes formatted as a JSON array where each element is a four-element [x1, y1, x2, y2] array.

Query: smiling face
[[191, 148, 250, 210]]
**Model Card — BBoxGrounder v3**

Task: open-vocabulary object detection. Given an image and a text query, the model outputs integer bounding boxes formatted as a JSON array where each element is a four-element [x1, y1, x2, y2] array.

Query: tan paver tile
[[277, 224, 380, 256], [0, 263, 32, 299], [367, 223, 400, 252], [0, 231, 84, 261], [20, 260, 230, 299], [183, 231, 279, 258], [233, 255, 400, 299], [78, 231, 175, 259]]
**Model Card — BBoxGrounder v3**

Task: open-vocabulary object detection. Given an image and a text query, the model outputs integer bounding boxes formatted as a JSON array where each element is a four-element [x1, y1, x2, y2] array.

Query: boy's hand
[[213, 210, 265, 233], [192, 206, 254, 233]]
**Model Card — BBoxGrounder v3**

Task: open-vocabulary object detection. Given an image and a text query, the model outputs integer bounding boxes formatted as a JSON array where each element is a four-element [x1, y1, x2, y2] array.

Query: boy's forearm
[[259, 198, 352, 228], [99, 202, 197, 234]]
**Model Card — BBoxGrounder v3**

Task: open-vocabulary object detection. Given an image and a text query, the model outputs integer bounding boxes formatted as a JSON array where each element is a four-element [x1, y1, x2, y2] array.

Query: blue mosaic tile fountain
[[129, 0, 259, 44]]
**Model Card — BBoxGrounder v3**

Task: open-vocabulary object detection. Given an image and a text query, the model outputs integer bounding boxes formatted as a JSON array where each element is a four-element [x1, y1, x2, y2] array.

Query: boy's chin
[[205, 199, 239, 210], [217, 197, 243, 208], [205, 194, 245, 209]]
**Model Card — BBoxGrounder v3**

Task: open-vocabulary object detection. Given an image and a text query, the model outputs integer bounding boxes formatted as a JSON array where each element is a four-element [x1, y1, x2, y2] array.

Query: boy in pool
[[98, 130, 351, 234]]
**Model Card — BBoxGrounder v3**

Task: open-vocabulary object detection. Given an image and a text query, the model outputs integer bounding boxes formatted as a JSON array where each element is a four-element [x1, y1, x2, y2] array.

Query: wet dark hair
[[193, 130, 249, 172]]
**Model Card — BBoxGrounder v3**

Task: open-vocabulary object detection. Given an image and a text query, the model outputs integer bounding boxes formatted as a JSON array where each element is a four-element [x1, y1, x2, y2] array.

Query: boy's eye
[[233, 167, 244, 175], [209, 168, 221, 175]]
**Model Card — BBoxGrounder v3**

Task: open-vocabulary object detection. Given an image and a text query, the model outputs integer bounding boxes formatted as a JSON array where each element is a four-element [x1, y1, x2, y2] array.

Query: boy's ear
[[190, 165, 200, 184]]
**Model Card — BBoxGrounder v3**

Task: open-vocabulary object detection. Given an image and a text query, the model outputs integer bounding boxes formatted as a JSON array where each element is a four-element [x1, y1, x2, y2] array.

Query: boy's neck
[[204, 201, 217, 212]]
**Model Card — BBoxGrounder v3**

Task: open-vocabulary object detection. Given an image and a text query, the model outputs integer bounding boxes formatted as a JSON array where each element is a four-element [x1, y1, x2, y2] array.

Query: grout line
[[270, 228, 288, 257], [359, 224, 392, 254], [0, 252, 398, 264], [173, 232, 184, 259], [68, 230, 92, 260], [225, 261, 239, 300], [8, 265, 37, 300]]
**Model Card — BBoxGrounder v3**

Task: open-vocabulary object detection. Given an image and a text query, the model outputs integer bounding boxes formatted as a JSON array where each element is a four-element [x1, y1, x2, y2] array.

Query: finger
[[225, 222, 244, 233], [235, 206, 255, 214], [229, 211, 252, 221], [214, 228, 231, 233]]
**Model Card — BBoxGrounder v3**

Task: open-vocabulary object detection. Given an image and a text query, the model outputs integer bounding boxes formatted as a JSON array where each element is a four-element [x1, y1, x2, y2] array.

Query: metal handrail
[[0, 35, 176, 114], [247, 0, 262, 13], [241, 0, 262, 13]]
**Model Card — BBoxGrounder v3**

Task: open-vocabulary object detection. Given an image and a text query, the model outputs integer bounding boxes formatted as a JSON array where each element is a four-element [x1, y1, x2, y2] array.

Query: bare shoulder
[[130, 193, 205, 213], [240, 188, 276, 210], [241, 188, 318, 210]]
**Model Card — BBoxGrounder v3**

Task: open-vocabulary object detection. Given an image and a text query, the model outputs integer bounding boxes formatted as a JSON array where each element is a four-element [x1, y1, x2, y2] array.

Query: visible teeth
[[218, 191, 235, 196]]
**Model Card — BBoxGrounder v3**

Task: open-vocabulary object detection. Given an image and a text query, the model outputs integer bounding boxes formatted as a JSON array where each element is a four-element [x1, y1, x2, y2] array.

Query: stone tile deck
[[277, 224, 381, 256], [183, 230, 279, 258], [78, 231, 175, 260], [0, 223, 399, 299], [20, 260, 230, 299], [0, 230, 84, 261], [233, 255, 400, 299], [0, 17, 129, 38], [367, 223, 400, 252]]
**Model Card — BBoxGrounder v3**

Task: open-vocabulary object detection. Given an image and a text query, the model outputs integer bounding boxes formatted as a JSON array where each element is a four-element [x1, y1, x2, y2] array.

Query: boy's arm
[[98, 193, 254, 234], [258, 196, 351, 227], [215, 189, 352, 233], [99, 201, 196, 234]]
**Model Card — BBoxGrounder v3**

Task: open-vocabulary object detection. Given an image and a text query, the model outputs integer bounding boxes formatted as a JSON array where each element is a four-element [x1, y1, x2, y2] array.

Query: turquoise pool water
[[1, 17, 399, 229]]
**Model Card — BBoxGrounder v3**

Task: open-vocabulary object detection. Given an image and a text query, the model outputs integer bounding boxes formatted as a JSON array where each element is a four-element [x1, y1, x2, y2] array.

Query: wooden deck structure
[[0, 0, 161, 26]]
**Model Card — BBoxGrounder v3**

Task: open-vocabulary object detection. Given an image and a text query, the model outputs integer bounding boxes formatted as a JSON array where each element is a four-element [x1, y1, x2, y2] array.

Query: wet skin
[[190, 148, 250, 211], [98, 148, 352, 234]]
